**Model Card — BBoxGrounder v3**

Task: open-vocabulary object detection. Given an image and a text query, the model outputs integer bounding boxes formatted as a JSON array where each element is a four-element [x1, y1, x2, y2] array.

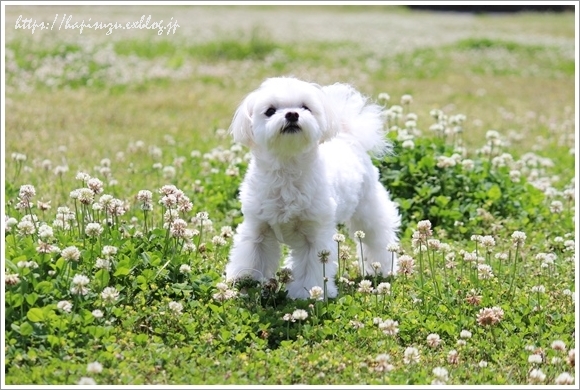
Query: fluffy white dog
[[225, 77, 401, 299]]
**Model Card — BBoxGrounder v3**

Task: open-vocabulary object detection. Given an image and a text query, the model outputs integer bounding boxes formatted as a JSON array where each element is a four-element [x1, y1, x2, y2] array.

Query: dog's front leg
[[283, 223, 338, 299], [225, 219, 281, 283]]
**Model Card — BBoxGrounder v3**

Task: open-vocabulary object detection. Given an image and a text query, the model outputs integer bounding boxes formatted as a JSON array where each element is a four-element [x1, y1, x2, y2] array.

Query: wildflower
[[400, 94, 413, 105], [376, 282, 391, 295], [137, 190, 153, 210], [478, 360, 488, 368], [567, 349, 575, 367], [477, 306, 504, 326], [220, 226, 234, 238], [85, 222, 104, 237], [550, 200, 564, 214], [309, 286, 324, 300], [378, 319, 399, 336], [511, 231, 527, 246], [462, 159, 475, 170], [19, 184, 36, 200], [477, 264, 494, 280], [459, 330, 472, 339], [447, 349, 459, 365], [465, 289, 483, 305], [78, 377, 96, 385], [350, 320, 365, 329], [378, 93, 390, 103], [100, 287, 120, 303], [386, 243, 402, 254], [17, 220, 36, 236], [5, 273, 20, 286], [87, 178, 104, 194], [354, 230, 365, 239], [282, 313, 294, 322], [212, 284, 238, 302], [61, 246, 81, 262], [432, 366, 449, 382], [169, 218, 188, 238], [87, 361, 103, 374], [370, 262, 382, 273], [528, 368, 546, 384], [397, 254, 415, 275], [168, 301, 183, 315], [94, 258, 111, 271], [209, 235, 227, 248], [277, 268, 294, 284], [426, 333, 441, 348], [402, 139, 415, 149], [71, 274, 90, 295], [427, 239, 441, 251], [291, 309, 308, 321], [531, 285, 546, 293], [179, 264, 192, 274], [92, 309, 104, 318], [375, 354, 394, 372], [357, 279, 373, 294], [554, 372, 574, 385], [416, 220, 432, 236], [102, 245, 118, 258], [57, 300, 73, 313], [403, 347, 420, 364], [333, 233, 345, 243], [38, 224, 54, 240]]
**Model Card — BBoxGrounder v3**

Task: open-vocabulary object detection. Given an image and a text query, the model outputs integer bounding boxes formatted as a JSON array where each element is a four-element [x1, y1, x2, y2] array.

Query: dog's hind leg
[[347, 182, 401, 277]]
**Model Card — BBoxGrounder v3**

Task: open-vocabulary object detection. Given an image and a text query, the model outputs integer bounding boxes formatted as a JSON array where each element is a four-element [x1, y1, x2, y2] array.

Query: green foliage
[[378, 135, 547, 239]]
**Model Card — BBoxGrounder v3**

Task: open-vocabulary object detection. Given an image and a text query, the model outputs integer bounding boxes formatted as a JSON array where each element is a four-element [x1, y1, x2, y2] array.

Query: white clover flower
[[511, 231, 527, 245], [531, 285, 546, 293], [551, 340, 566, 351], [357, 279, 373, 294], [85, 222, 104, 237], [61, 246, 81, 262], [528, 354, 543, 364], [432, 366, 448, 381], [554, 372, 574, 385], [78, 377, 96, 385], [354, 230, 365, 239], [5, 273, 21, 286], [309, 286, 324, 300], [291, 309, 308, 321], [92, 309, 104, 318], [376, 282, 391, 295], [460, 329, 472, 339], [403, 346, 420, 364], [57, 300, 73, 313], [477, 264, 494, 280], [400, 94, 413, 105], [87, 361, 103, 374], [179, 264, 192, 274], [95, 258, 111, 271], [168, 301, 183, 315], [101, 287, 120, 303], [378, 319, 399, 336], [333, 233, 345, 243], [426, 333, 441, 348], [528, 368, 546, 384]]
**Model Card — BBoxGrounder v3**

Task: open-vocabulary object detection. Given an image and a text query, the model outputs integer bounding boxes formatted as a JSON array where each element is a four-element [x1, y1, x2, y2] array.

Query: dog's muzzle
[[282, 111, 301, 134]]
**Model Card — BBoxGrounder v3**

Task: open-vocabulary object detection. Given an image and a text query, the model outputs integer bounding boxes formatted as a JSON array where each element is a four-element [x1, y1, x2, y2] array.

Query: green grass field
[[3, 5, 577, 385]]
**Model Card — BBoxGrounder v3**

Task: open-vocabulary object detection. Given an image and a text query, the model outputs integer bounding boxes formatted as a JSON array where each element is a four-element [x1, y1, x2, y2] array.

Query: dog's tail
[[322, 83, 390, 158]]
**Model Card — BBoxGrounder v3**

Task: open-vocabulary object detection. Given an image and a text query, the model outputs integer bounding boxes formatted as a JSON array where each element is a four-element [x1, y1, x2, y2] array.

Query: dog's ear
[[229, 91, 257, 147], [312, 83, 339, 144]]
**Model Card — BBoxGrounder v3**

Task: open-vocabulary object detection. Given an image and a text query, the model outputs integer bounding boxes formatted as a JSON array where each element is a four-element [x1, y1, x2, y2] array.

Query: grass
[[3, 5, 577, 386]]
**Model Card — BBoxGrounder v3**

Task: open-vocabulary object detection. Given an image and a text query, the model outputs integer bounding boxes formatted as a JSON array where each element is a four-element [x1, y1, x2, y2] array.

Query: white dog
[[225, 77, 401, 299]]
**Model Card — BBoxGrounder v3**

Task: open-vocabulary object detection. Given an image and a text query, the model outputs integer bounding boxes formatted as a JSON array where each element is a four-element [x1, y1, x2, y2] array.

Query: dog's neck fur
[[253, 147, 319, 174]]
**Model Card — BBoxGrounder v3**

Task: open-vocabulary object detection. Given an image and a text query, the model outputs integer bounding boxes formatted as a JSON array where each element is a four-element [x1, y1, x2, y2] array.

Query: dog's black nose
[[285, 112, 299, 122]]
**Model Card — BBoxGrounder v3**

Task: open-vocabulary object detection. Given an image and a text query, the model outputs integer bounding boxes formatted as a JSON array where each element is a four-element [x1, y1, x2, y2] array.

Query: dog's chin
[[281, 124, 302, 134]]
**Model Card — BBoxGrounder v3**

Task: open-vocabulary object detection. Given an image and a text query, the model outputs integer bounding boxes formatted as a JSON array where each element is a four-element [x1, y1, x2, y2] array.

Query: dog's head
[[229, 77, 337, 157]]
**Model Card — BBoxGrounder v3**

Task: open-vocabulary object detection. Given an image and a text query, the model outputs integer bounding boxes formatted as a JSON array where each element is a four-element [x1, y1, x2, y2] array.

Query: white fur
[[226, 77, 401, 299]]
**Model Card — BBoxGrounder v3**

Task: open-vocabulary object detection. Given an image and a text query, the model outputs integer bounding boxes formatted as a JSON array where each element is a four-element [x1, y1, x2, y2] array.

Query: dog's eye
[[302, 105, 311, 112], [265, 107, 276, 117]]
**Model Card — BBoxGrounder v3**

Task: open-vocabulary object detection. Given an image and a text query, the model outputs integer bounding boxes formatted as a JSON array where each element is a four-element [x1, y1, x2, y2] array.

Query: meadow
[[3, 5, 577, 386]]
